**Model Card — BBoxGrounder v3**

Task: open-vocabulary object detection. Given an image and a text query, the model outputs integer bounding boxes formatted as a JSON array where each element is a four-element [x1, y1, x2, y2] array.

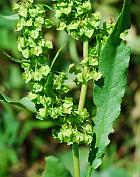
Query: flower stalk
[[72, 41, 89, 177], [72, 143, 80, 177]]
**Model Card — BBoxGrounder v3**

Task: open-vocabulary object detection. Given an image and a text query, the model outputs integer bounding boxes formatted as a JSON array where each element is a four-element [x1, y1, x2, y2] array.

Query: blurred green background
[[0, 0, 140, 177]]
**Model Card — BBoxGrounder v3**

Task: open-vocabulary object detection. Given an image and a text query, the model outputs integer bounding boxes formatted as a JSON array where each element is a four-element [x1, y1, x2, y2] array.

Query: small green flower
[[38, 39, 45, 47], [45, 40, 53, 49], [22, 48, 30, 59], [13, 3, 20, 10], [63, 97, 73, 114], [67, 21, 80, 30], [26, 19, 33, 26], [34, 16, 44, 28], [23, 71, 32, 83], [33, 83, 43, 92], [29, 8, 38, 17], [16, 18, 25, 31], [85, 29, 94, 38], [38, 107, 46, 118], [50, 106, 63, 119], [82, 1, 91, 11], [28, 37, 36, 48], [39, 65, 50, 76], [17, 37, 25, 51], [30, 30, 40, 39], [36, 4, 45, 14], [32, 71, 42, 81], [90, 70, 102, 81], [28, 92, 38, 100], [31, 46, 43, 56], [19, 5, 28, 17]]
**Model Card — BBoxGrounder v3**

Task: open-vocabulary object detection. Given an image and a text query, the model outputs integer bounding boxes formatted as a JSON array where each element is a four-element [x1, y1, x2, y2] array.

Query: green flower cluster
[[53, 123, 92, 145], [55, 0, 101, 40], [14, 0, 93, 145], [69, 47, 102, 85], [14, 0, 53, 59]]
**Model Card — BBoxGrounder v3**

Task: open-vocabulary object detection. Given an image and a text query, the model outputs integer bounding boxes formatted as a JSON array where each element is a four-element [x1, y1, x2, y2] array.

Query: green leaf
[[89, 0, 131, 169], [42, 156, 72, 177], [0, 14, 17, 29], [2, 104, 20, 145], [0, 92, 37, 113]]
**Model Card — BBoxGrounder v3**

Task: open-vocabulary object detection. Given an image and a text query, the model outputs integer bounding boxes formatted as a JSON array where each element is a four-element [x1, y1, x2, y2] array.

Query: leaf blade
[[89, 0, 131, 169], [0, 93, 37, 113], [42, 156, 72, 177]]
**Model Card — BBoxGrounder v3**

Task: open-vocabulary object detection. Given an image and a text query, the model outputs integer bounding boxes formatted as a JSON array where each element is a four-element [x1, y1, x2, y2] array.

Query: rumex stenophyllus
[[10, 0, 130, 177], [14, 0, 113, 155], [13, 0, 102, 145]]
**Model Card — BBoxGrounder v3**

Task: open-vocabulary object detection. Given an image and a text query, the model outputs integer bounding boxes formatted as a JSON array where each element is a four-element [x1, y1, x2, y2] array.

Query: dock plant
[[0, 0, 131, 177]]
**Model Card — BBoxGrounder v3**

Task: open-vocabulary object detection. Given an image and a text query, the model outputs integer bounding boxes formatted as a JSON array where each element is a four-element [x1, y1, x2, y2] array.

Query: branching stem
[[72, 41, 89, 177]]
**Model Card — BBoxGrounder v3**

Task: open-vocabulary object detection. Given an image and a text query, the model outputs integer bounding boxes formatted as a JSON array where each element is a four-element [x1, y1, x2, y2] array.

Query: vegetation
[[0, 0, 140, 177]]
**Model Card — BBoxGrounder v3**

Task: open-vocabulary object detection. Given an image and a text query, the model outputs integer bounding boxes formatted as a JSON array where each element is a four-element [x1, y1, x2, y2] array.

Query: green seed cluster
[[14, 0, 93, 145], [69, 47, 102, 85], [14, 0, 53, 58], [55, 0, 101, 40], [14, 0, 115, 145]]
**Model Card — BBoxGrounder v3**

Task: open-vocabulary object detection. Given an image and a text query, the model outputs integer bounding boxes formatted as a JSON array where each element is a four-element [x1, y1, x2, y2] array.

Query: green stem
[[78, 41, 88, 109], [72, 143, 81, 177], [72, 41, 89, 177], [86, 165, 93, 177]]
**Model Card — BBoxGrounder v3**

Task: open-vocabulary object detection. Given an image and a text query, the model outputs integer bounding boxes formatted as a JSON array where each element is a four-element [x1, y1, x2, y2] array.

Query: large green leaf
[[42, 156, 72, 177], [0, 92, 36, 113], [0, 14, 17, 29], [89, 0, 131, 169]]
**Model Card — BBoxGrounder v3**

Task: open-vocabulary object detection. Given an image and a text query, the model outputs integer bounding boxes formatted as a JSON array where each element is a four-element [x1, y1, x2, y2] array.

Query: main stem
[[72, 41, 88, 177]]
